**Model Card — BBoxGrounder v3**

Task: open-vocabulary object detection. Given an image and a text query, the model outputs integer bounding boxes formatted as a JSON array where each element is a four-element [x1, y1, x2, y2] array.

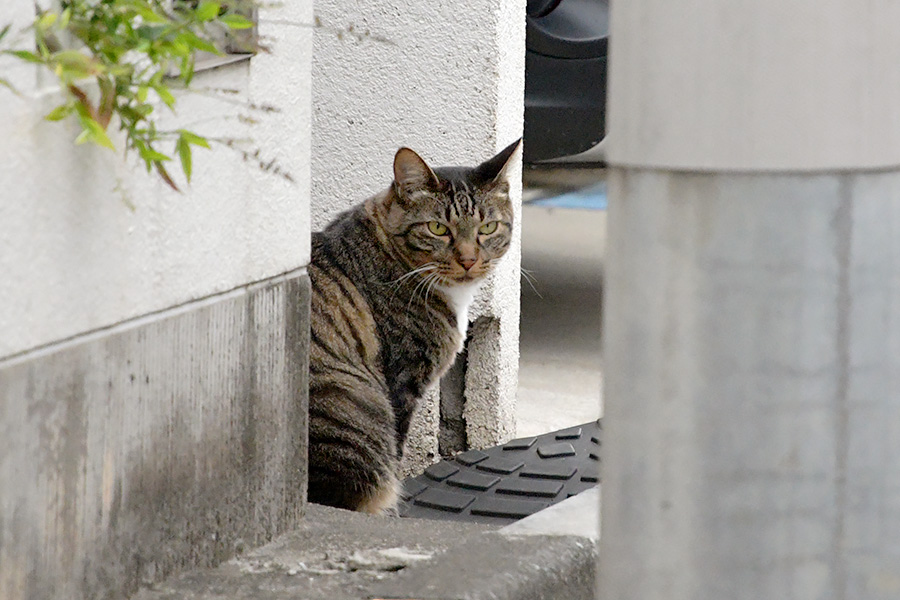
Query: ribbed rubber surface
[[399, 420, 601, 525]]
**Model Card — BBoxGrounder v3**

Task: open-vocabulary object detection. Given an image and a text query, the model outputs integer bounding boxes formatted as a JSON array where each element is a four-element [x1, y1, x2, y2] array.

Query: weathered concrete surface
[[134, 492, 598, 600], [374, 533, 596, 600], [135, 504, 494, 600], [0, 271, 310, 600], [602, 170, 900, 600], [311, 0, 526, 474]]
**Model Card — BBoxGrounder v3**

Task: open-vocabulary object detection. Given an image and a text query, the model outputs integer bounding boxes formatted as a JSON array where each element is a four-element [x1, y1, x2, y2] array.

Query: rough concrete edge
[[376, 488, 600, 600], [373, 530, 597, 600], [132, 494, 599, 600]]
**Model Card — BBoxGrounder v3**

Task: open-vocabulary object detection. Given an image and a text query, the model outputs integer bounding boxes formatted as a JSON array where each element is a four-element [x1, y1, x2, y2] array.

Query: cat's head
[[376, 139, 520, 287]]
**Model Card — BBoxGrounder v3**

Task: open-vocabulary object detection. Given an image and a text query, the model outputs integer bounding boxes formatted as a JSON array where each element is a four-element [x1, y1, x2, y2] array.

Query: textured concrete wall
[[311, 0, 526, 472], [0, 2, 312, 360], [602, 1, 900, 599], [0, 272, 309, 600]]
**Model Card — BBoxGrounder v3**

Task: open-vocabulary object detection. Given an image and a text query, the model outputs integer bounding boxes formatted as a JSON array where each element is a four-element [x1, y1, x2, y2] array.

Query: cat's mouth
[[447, 268, 487, 284], [430, 262, 490, 286]]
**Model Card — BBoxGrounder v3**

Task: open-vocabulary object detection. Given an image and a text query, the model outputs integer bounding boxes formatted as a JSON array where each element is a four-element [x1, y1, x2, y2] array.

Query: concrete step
[[133, 489, 599, 600]]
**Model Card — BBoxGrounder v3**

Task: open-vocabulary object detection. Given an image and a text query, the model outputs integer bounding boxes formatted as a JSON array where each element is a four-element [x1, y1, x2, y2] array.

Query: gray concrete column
[[601, 2, 900, 600]]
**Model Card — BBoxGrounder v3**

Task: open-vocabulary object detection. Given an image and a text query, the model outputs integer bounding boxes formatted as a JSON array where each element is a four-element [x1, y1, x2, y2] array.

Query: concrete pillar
[[311, 0, 525, 474], [601, 2, 900, 600]]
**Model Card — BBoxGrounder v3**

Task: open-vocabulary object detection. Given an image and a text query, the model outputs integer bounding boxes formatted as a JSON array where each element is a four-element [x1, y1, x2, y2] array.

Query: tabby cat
[[307, 139, 520, 514]]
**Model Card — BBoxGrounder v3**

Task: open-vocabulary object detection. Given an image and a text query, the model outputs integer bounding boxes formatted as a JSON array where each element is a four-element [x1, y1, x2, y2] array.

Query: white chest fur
[[437, 282, 480, 349]]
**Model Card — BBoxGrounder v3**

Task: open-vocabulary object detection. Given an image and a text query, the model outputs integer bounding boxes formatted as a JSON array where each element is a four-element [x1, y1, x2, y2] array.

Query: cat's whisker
[[413, 271, 434, 298], [405, 270, 436, 317], [381, 264, 439, 296], [424, 272, 439, 307], [520, 267, 543, 299], [410, 272, 443, 328], [387, 263, 439, 286], [425, 273, 448, 327], [425, 273, 443, 304], [421, 276, 439, 326], [385, 263, 440, 308]]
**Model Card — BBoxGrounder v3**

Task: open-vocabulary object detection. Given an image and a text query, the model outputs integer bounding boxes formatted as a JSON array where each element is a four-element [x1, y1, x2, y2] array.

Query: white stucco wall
[[311, 0, 526, 468], [0, 3, 313, 359]]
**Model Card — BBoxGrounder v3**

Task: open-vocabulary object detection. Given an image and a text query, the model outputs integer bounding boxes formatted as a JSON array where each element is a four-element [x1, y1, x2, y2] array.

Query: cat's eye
[[478, 221, 498, 235], [428, 221, 449, 236]]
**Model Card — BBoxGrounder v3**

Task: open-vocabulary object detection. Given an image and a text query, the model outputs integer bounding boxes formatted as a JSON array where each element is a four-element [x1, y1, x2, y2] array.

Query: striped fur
[[307, 140, 520, 513]]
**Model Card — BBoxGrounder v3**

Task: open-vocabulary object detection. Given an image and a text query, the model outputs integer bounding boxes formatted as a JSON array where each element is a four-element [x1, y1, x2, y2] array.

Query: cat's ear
[[475, 138, 522, 184], [393, 147, 439, 191]]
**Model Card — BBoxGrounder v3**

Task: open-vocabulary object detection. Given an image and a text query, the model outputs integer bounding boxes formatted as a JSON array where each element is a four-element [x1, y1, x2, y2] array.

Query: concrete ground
[[516, 170, 606, 437]]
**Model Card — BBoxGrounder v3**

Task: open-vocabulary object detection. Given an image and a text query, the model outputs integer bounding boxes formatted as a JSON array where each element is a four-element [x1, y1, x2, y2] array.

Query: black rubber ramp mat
[[399, 420, 601, 525]]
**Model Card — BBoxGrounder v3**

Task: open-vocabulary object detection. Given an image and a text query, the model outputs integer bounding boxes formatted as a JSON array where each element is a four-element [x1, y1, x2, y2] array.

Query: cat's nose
[[459, 257, 477, 271]]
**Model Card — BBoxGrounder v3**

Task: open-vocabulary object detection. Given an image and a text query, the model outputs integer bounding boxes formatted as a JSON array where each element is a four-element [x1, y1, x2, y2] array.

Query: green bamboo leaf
[[178, 130, 210, 149], [180, 55, 195, 86], [90, 126, 116, 150], [183, 32, 220, 55], [36, 11, 58, 31], [133, 103, 154, 117], [107, 64, 134, 77], [169, 38, 191, 57], [176, 136, 192, 182], [142, 147, 172, 163], [132, 138, 153, 171], [135, 24, 167, 42], [5, 50, 44, 64], [0, 77, 22, 97], [51, 50, 102, 79], [130, 4, 168, 24], [155, 161, 181, 192], [76, 114, 116, 151], [59, 7, 72, 29], [195, 1, 221, 21], [73, 99, 92, 120], [0, 24, 11, 44], [154, 84, 176, 109], [219, 14, 254, 29], [45, 103, 75, 121]]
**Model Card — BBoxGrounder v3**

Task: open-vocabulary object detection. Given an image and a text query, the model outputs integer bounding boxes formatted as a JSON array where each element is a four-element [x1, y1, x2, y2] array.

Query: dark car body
[[523, 0, 609, 164]]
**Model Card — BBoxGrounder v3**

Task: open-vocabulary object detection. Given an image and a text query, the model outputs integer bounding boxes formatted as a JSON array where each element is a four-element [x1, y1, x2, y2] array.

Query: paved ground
[[516, 171, 606, 437]]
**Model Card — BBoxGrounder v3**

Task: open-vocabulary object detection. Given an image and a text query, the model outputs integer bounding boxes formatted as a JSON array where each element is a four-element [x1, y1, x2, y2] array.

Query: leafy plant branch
[[0, 0, 257, 191]]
